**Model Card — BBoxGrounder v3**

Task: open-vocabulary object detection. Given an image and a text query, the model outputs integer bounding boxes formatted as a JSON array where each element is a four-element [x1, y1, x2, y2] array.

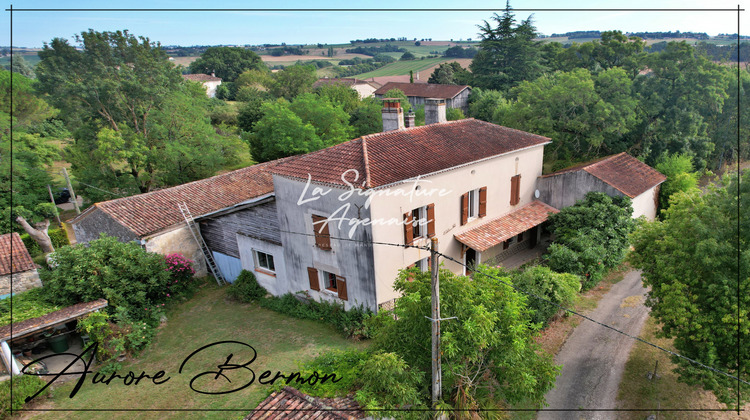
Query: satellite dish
[[534, 189, 540, 199]]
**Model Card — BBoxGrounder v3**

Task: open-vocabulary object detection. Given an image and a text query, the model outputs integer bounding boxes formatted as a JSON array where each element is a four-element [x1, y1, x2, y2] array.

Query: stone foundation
[[0, 270, 42, 295]]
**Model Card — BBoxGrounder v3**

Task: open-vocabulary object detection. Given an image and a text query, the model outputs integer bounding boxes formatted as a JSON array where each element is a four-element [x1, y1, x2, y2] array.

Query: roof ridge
[[361, 136, 372, 189]]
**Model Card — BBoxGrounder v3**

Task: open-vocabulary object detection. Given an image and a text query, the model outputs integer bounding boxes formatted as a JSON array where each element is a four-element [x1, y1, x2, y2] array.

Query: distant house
[[313, 78, 382, 98], [182, 73, 222, 98], [0, 233, 42, 296], [536, 153, 667, 220], [373, 81, 471, 113]]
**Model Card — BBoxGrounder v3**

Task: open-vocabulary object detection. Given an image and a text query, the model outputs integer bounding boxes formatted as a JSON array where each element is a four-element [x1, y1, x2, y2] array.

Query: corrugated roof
[[542, 153, 667, 198], [454, 201, 559, 252], [247, 386, 364, 420], [71, 157, 297, 238], [272, 119, 550, 188], [373, 82, 470, 99], [0, 233, 36, 275]]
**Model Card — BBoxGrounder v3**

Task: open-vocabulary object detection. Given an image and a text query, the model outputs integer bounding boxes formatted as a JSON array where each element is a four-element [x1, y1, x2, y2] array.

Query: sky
[[1, 0, 747, 48]]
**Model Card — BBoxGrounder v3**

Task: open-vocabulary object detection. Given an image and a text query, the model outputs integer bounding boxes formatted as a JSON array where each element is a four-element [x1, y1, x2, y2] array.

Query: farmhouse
[[182, 73, 222, 98], [373, 81, 471, 113], [70, 99, 664, 311], [536, 153, 666, 220], [0, 233, 42, 296], [313, 78, 382, 98]]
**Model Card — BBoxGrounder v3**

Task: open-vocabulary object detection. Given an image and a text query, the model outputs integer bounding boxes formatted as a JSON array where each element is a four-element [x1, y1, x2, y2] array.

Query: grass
[[354, 57, 450, 78], [616, 317, 749, 419], [24, 283, 369, 419]]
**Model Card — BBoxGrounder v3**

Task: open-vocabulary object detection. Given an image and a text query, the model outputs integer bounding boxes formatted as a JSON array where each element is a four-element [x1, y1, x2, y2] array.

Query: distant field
[[354, 57, 453, 78], [169, 56, 199, 67], [0, 53, 40, 67]]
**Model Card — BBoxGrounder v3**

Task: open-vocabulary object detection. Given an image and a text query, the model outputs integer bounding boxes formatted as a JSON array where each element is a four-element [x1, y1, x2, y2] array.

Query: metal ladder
[[178, 202, 226, 285]]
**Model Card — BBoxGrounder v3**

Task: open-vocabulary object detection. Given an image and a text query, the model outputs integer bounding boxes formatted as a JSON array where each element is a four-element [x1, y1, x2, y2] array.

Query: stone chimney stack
[[404, 109, 416, 128], [424, 98, 447, 125], [381, 98, 405, 132]]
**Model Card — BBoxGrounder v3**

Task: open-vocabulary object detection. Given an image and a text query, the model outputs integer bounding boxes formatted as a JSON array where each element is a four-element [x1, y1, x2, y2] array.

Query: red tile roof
[[182, 73, 222, 82], [542, 153, 667, 198], [0, 299, 108, 341], [72, 158, 296, 238], [0, 233, 36, 275], [247, 386, 365, 420], [454, 201, 559, 252], [272, 119, 550, 188], [373, 82, 470, 99]]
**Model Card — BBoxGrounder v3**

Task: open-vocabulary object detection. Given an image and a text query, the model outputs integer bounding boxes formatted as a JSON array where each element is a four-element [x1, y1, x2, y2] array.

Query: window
[[404, 204, 435, 244], [510, 175, 521, 206], [517, 232, 524, 242], [312, 214, 331, 250], [307, 267, 348, 301], [322, 270, 338, 292], [461, 187, 487, 225], [254, 250, 275, 272]]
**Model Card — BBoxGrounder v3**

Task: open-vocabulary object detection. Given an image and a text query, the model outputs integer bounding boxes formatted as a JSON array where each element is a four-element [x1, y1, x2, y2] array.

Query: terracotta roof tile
[[0, 233, 36, 275], [542, 153, 667, 198], [454, 201, 559, 252], [273, 119, 550, 188], [182, 73, 222, 82], [0, 299, 108, 341], [73, 157, 297, 238], [247, 387, 364, 420], [373, 82, 469, 99]]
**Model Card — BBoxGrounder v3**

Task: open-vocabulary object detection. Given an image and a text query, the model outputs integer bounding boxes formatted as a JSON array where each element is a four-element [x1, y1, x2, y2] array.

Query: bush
[[0, 288, 61, 326], [78, 309, 160, 368], [399, 51, 416, 61], [164, 253, 197, 297], [290, 349, 370, 397], [228, 270, 267, 302], [446, 107, 465, 121], [20, 227, 69, 257], [0, 374, 49, 418], [354, 352, 425, 418], [510, 266, 580, 326]]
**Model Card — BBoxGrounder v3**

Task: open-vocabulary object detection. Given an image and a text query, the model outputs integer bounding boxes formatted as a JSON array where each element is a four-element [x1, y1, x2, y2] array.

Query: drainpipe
[[1, 340, 21, 375]]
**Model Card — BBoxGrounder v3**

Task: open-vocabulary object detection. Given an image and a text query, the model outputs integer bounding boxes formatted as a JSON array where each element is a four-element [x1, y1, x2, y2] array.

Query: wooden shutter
[[312, 215, 331, 250], [336, 276, 348, 301], [426, 204, 435, 237], [460, 192, 469, 225], [478, 187, 487, 217], [510, 175, 521, 206], [403, 211, 414, 244], [307, 267, 320, 291]]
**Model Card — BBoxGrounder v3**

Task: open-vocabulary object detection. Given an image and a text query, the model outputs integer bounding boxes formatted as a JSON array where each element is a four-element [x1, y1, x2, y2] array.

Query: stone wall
[[144, 226, 207, 277], [0, 269, 42, 295]]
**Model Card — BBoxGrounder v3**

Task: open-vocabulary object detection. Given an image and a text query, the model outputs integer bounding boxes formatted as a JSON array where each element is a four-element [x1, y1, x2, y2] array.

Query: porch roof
[[454, 201, 559, 252], [0, 299, 108, 342]]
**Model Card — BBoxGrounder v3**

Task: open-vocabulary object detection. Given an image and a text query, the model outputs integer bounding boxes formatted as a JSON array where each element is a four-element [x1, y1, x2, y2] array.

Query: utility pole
[[60, 168, 80, 215], [46, 185, 63, 227], [430, 237, 442, 408]]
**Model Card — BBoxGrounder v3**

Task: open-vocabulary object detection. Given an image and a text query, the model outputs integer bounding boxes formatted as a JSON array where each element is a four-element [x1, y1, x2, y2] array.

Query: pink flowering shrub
[[164, 253, 196, 297]]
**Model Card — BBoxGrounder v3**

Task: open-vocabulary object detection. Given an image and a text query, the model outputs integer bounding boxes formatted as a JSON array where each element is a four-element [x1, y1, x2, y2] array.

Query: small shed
[[0, 233, 42, 297], [537, 153, 667, 220]]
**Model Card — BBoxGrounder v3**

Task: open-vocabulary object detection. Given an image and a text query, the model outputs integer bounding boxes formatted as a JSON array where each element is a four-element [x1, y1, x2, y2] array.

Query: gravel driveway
[[537, 270, 650, 420]]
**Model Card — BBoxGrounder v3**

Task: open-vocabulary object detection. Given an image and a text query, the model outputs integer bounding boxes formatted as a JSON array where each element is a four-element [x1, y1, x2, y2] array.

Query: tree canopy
[[428, 62, 471, 85], [629, 173, 749, 407], [188, 46, 266, 82]]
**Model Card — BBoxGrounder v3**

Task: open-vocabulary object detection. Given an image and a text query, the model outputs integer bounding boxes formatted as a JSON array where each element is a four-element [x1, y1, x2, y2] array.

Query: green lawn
[[25, 284, 368, 419], [354, 57, 449, 78]]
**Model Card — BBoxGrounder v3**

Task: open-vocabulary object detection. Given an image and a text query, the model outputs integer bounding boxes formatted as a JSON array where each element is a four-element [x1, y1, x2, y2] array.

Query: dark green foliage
[[510, 266, 580, 327], [545, 192, 635, 289], [228, 270, 267, 302], [20, 228, 69, 256], [399, 51, 416, 61], [467, 87, 506, 121], [629, 173, 749, 407], [349, 97, 383, 138], [257, 292, 375, 339], [188, 46, 266, 82], [354, 352, 426, 418], [345, 44, 405, 56], [269, 64, 318, 100], [290, 349, 370, 397], [654, 153, 699, 211], [428, 61, 472, 85], [445, 108, 465, 121], [0, 375, 49, 418], [443, 45, 477, 58], [237, 93, 269, 132]]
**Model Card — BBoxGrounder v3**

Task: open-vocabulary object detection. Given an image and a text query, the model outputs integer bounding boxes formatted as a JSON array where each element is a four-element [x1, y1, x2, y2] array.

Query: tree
[[399, 51, 416, 61], [349, 97, 383, 138], [237, 93, 270, 132], [654, 153, 699, 211], [469, 2, 544, 92], [629, 173, 749, 407], [314, 83, 360, 114], [6, 54, 35, 79], [467, 87, 506, 122], [374, 265, 559, 413], [35, 30, 243, 198], [428, 62, 471, 85], [269, 64, 318, 100], [382, 88, 411, 112], [188, 46, 266, 82], [247, 98, 323, 162]]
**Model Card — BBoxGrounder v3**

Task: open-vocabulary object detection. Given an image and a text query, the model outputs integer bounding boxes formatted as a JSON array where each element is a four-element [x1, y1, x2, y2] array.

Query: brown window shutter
[[426, 203, 435, 237], [312, 215, 331, 250], [510, 175, 521, 206], [336, 276, 348, 301], [478, 187, 487, 217], [403, 212, 414, 244], [307, 267, 320, 291], [460, 192, 469, 225]]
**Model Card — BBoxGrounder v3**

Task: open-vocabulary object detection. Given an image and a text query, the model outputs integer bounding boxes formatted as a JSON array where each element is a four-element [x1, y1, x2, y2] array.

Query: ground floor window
[[322, 270, 338, 292], [254, 250, 275, 272]]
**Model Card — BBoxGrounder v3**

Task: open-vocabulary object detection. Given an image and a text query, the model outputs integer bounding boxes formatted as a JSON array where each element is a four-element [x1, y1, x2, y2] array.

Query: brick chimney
[[404, 109, 416, 128], [381, 98, 405, 132], [424, 98, 446, 125]]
